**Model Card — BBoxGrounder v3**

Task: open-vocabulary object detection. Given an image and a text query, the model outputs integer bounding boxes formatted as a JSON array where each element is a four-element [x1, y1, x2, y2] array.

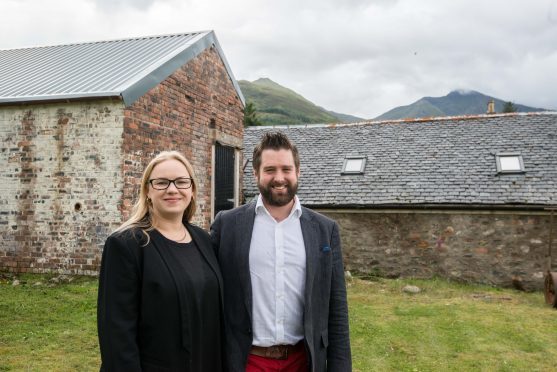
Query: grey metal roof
[[244, 112, 557, 208], [0, 31, 244, 106]]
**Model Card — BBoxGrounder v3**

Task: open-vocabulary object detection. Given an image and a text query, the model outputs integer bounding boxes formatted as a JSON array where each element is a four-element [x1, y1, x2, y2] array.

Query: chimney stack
[[487, 99, 495, 114]]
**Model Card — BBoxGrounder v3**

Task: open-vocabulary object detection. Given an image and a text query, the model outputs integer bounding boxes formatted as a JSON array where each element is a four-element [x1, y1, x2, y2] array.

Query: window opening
[[496, 153, 524, 173], [342, 156, 366, 174]]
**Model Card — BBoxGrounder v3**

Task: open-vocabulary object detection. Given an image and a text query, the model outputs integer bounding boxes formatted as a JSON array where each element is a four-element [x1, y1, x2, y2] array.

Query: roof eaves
[[0, 91, 122, 106], [305, 202, 557, 212]]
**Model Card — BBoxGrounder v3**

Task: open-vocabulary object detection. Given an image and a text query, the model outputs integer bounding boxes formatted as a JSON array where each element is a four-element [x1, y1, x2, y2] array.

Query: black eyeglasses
[[149, 177, 193, 190]]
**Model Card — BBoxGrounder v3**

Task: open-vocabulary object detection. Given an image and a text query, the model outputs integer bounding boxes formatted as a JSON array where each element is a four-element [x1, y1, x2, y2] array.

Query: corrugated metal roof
[[0, 31, 244, 106]]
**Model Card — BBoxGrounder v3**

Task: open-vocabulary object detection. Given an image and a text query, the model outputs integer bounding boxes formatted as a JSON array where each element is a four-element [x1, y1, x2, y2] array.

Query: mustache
[[270, 181, 290, 187]]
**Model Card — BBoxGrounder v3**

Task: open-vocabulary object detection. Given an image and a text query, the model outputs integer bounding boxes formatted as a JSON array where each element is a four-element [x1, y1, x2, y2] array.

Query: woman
[[97, 151, 223, 371]]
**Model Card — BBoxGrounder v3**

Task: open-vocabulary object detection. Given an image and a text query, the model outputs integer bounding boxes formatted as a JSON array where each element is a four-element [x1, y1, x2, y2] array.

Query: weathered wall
[[122, 46, 244, 229], [0, 100, 125, 274], [319, 209, 556, 291], [0, 46, 244, 275]]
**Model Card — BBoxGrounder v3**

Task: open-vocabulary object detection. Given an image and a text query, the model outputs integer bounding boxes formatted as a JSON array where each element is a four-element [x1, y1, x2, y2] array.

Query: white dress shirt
[[249, 194, 306, 347]]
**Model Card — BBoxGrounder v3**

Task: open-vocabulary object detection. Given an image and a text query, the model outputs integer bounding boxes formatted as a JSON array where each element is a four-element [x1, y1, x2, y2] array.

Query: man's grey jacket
[[210, 200, 352, 372]]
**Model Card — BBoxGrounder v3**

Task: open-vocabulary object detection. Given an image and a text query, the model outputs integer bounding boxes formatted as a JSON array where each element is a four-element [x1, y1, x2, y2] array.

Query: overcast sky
[[1, 0, 556, 118]]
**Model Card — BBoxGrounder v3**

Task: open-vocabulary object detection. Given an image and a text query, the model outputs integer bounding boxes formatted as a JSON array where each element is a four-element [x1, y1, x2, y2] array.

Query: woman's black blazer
[[97, 223, 224, 371]]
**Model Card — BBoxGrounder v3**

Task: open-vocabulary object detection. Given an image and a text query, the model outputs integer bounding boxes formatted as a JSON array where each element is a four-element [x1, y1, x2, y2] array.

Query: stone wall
[[0, 46, 244, 275], [319, 209, 556, 291], [0, 100, 125, 274]]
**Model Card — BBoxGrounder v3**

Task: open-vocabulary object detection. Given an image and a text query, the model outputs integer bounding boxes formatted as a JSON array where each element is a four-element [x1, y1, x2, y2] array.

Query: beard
[[258, 180, 298, 207]]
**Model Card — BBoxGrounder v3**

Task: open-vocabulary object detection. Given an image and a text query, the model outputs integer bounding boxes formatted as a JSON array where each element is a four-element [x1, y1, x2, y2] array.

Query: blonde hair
[[115, 151, 198, 243]]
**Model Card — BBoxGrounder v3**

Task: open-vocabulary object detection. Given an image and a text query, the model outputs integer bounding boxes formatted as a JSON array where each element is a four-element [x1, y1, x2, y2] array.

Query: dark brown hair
[[252, 131, 300, 172]]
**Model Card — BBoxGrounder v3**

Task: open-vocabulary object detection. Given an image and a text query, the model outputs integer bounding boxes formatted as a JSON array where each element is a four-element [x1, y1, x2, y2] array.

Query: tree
[[243, 101, 262, 127], [502, 101, 517, 113]]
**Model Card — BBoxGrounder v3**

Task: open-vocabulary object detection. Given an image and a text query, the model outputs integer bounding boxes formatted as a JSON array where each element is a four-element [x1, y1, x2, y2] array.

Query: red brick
[[1, 46, 243, 275]]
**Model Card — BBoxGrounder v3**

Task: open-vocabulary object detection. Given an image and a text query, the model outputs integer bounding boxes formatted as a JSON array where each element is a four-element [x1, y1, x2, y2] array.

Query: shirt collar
[[255, 194, 302, 219]]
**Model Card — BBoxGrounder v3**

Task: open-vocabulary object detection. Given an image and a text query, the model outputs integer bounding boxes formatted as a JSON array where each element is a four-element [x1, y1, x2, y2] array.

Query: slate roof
[[0, 31, 244, 106], [243, 112, 557, 208]]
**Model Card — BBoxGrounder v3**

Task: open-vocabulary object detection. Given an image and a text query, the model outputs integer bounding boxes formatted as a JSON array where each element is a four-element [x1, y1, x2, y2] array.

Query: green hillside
[[239, 78, 363, 125], [240, 79, 548, 124], [375, 99, 445, 121]]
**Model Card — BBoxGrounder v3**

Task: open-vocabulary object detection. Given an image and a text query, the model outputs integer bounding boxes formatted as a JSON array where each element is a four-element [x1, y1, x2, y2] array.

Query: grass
[[0, 274, 99, 371], [348, 277, 557, 371], [1, 274, 556, 371]]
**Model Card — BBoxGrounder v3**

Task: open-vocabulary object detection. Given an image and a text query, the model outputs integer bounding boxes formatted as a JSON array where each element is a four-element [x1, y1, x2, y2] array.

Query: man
[[211, 131, 351, 371]]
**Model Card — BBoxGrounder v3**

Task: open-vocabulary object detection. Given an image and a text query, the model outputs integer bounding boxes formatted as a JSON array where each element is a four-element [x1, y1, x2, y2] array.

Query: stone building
[[244, 113, 557, 290], [0, 31, 245, 274]]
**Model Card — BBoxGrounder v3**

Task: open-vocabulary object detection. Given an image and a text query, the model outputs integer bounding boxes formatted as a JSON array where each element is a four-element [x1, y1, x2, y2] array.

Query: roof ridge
[[245, 111, 557, 130], [0, 30, 212, 52], [364, 111, 557, 125]]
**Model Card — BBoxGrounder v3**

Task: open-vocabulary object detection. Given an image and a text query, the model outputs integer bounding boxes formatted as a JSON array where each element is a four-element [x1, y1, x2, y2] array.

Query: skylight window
[[496, 153, 524, 174], [342, 156, 366, 174]]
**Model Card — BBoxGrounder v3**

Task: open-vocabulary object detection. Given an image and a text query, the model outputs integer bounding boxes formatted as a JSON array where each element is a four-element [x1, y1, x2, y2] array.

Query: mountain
[[375, 90, 547, 120], [239, 78, 364, 125], [323, 109, 364, 123], [239, 79, 547, 124]]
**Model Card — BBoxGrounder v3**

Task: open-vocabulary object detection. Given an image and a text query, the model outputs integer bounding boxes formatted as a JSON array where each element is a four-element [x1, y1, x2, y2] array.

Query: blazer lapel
[[300, 208, 319, 314], [236, 202, 256, 319]]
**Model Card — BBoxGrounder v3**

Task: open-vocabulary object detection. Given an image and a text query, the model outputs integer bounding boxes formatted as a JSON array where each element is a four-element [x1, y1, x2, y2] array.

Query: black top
[[98, 224, 225, 372], [156, 231, 223, 372]]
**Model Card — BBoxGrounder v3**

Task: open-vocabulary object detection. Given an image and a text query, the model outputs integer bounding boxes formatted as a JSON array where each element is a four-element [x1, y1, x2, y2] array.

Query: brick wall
[[320, 209, 556, 291], [0, 101, 125, 274], [122, 46, 244, 228], [0, 46, 244, 274]]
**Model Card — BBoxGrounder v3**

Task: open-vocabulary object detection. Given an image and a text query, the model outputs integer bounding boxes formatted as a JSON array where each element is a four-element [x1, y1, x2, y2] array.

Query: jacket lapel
[[236, 202, 256, 319], [301, 208, 319, 313]]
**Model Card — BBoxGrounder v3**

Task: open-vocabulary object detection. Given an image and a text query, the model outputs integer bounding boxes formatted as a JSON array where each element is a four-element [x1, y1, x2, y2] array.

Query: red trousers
[[246, 347, 309, 372]]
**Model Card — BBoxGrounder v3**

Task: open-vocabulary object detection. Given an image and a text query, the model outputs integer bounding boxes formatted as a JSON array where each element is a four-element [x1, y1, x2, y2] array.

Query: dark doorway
[[214, 142, 235, 216]]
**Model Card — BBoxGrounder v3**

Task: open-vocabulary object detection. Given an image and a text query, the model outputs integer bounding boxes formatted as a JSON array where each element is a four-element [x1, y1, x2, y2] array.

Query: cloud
[[90, 0, 173, 11], [0, 0, 556, 117]]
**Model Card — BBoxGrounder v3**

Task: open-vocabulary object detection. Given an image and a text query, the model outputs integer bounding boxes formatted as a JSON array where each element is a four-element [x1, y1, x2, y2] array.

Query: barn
[[0, 31, 245, 274]]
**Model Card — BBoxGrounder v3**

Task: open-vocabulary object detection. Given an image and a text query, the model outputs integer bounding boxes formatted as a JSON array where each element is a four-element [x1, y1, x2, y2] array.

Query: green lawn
[[1, 274, 556, 371], [0, 275, 99, 371], [349, 277, 557, 371]]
